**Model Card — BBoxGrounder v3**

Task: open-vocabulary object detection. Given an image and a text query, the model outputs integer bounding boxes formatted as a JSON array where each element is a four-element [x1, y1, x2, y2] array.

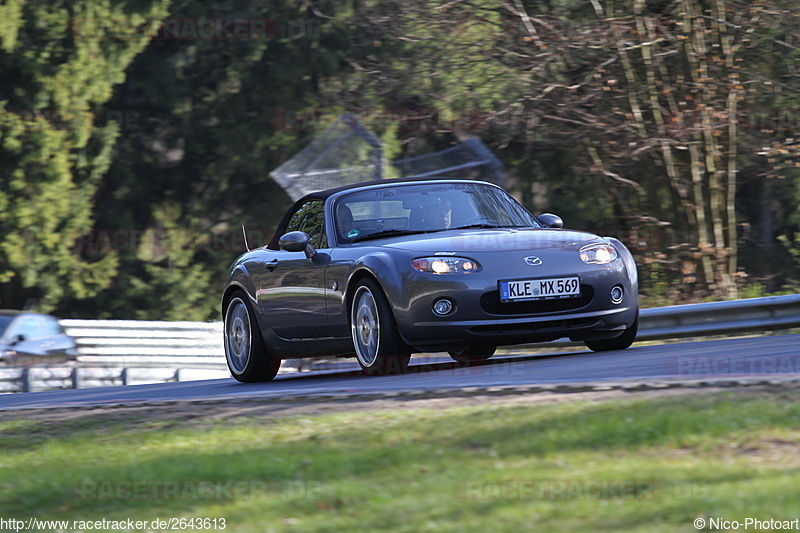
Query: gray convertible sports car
[[222, 178, 638, 382]]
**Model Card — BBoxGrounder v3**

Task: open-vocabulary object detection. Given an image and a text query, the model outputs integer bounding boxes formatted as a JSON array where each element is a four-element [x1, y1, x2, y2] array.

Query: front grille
[[480, 286, 594, 315]]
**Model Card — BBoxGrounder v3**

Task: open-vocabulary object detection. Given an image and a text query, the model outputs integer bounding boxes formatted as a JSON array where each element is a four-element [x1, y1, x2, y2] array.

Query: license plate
[[499, 277, 581, 302]]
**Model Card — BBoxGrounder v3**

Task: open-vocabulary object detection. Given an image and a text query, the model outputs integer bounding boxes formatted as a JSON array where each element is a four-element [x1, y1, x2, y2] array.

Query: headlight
[[580, 244, 618, 265], [411, 257, 480, 274]]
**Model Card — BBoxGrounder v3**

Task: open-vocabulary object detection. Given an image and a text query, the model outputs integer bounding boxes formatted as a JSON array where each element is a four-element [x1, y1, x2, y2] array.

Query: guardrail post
[[121, 368, 128, 386], [173, 369, 181, 382], [21, 368, 30, 393], [71, 368, 80, 389]]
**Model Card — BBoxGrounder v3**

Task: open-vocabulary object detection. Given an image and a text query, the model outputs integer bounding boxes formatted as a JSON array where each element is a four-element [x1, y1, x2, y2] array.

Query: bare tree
[[350, 0, 800, 300]]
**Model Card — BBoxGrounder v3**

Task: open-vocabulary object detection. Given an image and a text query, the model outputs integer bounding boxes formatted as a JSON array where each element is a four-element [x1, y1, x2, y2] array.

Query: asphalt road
[[0, 335, 798, 410]]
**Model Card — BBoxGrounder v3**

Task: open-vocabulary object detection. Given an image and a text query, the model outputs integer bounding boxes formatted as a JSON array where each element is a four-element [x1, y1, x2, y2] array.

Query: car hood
[[379, 228, 606, 253]]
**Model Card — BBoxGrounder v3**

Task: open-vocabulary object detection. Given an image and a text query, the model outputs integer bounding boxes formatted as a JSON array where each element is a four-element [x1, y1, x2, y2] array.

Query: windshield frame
[[331, 181, 539, 245]]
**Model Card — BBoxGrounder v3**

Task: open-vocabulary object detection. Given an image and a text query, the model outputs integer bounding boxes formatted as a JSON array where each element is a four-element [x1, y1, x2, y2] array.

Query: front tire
[[351, 278, 411, 375], [585, 308, 639, 352], [224, 291, 281, 382]]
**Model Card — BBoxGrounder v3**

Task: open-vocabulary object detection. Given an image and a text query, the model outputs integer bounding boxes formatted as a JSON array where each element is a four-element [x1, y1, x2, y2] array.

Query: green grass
[[1, 389, 800, 532]]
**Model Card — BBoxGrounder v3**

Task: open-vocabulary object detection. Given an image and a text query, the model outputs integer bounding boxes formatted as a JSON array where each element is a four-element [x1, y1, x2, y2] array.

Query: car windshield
[[334, 182, 539, 243], [0, 316, 13, 338]]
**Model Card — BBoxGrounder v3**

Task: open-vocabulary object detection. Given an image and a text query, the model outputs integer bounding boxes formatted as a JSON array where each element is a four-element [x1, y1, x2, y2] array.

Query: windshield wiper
[[452, 224, 534, 230], [451, 223, 504, 230], [353, 229, 432, 243]]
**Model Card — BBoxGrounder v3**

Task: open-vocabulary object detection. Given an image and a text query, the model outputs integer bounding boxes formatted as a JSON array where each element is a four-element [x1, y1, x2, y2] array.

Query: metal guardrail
[[59, 319, 225, 368], [637, 293, 800, 340], [1, 294, 798, 393], [60, 294, 800, 364], [0, 366, 230, 394], [61, 292, 800, 364]]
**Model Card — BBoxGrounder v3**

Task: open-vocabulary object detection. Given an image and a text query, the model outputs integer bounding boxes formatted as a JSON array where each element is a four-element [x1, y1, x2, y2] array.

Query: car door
[[257, 199, 331, 339]]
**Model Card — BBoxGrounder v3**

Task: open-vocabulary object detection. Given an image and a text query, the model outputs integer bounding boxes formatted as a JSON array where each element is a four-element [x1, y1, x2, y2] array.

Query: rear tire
[[585, 308, 639, 352], [224, 291, 281, 382], [448, 345, 496, 363], [351, 278, 411, 375]]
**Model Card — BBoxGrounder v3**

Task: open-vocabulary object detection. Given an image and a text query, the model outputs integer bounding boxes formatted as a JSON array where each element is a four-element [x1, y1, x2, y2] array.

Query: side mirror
[[11, 334, 25, 345], [538, 213, 564, 229], [279, 231, 317, 259]]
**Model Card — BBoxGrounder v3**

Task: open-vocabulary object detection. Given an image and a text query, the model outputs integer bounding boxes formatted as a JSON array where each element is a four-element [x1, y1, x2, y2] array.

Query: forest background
[[1, 0, 799, 321]]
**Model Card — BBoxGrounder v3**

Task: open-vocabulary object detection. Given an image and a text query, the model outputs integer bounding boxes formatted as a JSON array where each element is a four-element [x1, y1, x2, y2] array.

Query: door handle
[[266, 260, 278, 272]]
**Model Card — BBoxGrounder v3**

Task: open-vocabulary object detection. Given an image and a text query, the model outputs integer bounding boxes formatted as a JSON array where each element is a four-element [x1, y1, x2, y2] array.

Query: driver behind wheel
[[422, 197, 452, 229], [337, 204, 355, 240]]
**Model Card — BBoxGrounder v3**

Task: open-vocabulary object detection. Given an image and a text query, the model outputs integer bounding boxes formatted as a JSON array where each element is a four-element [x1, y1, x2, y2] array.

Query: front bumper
[[400, 305, 636, 350], [392, 267, 638, 350]]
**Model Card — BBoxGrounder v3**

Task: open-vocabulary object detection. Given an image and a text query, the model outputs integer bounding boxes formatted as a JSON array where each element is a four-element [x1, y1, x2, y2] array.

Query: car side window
[[285, 200, 328, 249], [14, 317, 42, 341], [42, 317, 64, 337]]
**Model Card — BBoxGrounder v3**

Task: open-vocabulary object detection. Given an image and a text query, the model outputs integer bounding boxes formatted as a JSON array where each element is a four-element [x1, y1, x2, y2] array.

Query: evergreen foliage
[[0, 0, 169, 311], [0, 0, 798, 318]]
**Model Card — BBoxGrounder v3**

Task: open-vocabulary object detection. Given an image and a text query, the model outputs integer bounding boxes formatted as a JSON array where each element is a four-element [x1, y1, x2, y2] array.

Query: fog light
[[610, 285, 624, 304], [433, 299, 454, 316]]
